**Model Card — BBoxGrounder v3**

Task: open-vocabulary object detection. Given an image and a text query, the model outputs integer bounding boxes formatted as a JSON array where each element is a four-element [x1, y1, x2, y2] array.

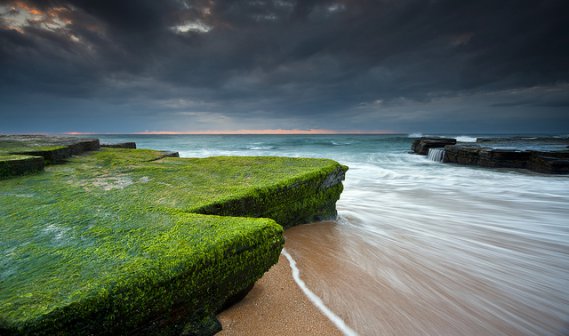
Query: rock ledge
[[411, 137, 569, 174]]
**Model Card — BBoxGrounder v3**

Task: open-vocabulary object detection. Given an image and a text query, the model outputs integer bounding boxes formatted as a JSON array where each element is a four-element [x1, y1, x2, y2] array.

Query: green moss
[[0, 147, 347, 335], [1, 212, 282, 335], [1, 136, 100, 174], [0, 154, 37, 160], [0, 143, 66, 155]]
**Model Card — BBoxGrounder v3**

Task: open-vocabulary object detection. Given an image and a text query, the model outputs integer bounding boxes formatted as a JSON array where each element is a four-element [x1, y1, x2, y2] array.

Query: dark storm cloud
[[0, 0, 568, 133]]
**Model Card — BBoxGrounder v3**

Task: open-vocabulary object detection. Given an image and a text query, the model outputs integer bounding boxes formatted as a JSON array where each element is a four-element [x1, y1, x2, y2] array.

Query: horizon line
[[65, 129, 400, 135]]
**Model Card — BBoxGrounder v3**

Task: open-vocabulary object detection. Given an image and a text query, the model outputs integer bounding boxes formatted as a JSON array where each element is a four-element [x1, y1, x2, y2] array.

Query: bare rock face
[[444, 145, 483, 165], [528, 151, 569, 174], [411, 137, 457, 155], [452, 148, 569, 172], [478, 149, 532, 168]]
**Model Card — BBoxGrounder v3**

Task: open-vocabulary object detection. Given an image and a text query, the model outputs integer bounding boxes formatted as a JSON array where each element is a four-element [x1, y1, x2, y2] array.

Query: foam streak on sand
[[282, 249, 358, 336]]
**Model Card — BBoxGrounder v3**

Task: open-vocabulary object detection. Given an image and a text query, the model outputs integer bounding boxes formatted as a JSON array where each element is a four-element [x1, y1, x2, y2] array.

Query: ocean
[[91, 134, 569, 335]]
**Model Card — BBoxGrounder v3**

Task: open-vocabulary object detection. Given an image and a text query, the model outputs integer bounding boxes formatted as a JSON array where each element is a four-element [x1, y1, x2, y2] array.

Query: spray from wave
[[455, 135, 477, 142]]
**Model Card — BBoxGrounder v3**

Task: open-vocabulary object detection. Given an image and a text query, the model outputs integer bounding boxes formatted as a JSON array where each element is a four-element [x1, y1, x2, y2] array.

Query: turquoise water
[[91, 134, 569, 335], [92, 134, 412, 160]]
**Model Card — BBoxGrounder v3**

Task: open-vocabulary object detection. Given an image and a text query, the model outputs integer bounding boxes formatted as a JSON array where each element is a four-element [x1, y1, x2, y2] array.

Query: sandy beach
[[217, 253, 342, 336]]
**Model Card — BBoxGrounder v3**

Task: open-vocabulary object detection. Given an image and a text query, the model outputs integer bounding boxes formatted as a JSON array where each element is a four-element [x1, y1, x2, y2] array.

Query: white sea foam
[[282, 249, 359, 336], [408, 132, 423, 138], [329, 144, 569, 335], [248, 145, 276, 150], [455, 135, 477, 142]]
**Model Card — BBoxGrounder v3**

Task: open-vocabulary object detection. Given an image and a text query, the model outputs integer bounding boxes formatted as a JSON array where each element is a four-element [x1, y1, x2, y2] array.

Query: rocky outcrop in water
[[412, 136, 569, 174], [443, 145, 481, 165], [527, 152, 569, 174], [411, 137, 456, 155], [444, 145, 534, 168]]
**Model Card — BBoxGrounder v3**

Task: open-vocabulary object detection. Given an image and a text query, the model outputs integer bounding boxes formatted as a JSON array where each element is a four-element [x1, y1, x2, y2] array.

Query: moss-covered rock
[[0, 155, 44, 179], [0, 212, 283, 335], [0, 142, 348, 335], [192, 163, 346, 228], [0, 135, 100, 178]]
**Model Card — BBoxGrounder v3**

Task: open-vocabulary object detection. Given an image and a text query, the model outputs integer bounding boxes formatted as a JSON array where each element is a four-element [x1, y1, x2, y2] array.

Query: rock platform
[[0, 135, 348, 335], [412, 137, 569, 174]]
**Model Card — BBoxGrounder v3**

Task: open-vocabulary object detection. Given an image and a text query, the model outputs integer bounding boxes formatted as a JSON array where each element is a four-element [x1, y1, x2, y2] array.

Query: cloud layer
[[1, 0, 568, 133]]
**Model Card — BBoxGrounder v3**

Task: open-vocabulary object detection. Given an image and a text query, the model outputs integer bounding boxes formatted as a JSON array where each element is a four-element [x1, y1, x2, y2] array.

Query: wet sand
[[284, 221, 569, 336], [217, 254, 342, 336], [218, 216, 569, 335]]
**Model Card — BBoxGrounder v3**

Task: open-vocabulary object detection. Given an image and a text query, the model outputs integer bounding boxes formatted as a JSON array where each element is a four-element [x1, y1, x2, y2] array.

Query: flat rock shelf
[[0, 136, 348, 335], [412, 136, 569, 174]]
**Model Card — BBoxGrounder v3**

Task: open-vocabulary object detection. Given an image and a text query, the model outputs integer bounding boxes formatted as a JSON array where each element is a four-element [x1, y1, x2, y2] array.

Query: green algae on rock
[[0, 138, 348, 335], [0, 135, 100, 179]]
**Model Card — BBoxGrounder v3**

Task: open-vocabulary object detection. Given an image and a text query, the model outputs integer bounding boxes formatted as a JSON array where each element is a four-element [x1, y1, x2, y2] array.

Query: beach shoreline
[[217, 253, 342, 336]]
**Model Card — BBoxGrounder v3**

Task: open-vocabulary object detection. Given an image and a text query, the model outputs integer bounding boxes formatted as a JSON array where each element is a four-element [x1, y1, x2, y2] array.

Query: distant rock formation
[[411, 137, 456, 155], [411, 137, 569, 174]]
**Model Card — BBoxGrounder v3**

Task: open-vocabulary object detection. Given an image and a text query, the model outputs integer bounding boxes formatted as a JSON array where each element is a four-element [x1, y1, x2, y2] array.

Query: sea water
[[91, 134, 569, 335]]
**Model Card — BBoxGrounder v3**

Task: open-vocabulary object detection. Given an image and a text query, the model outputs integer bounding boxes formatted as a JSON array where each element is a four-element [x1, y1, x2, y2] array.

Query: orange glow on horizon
[[65, 132, 95, 135]]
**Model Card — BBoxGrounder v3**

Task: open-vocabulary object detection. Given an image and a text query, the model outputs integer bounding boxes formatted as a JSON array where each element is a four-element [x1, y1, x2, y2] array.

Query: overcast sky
[[1, 0, 568, 134]]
